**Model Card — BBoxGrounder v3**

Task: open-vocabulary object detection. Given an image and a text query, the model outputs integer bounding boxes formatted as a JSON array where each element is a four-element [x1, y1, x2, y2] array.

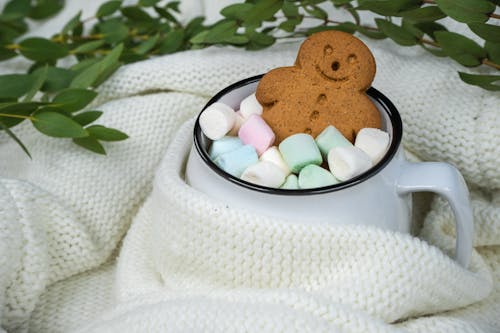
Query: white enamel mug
[[185, 75, 473, 268]]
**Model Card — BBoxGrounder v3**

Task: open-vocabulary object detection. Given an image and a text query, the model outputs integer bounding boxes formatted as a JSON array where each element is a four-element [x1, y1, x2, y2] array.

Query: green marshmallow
[[298, 164, 339, 189], [280, 174, 299, 189], [315, 125, 352, 157], [279, 133, 322, 173]]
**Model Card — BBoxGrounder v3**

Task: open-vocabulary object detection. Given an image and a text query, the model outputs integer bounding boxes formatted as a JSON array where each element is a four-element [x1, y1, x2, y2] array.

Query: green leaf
[[52, 89, 98, 112], [154, 6, 180, 25], [99, 20, 129, 43], [121, 6, 151, 21], [243, 0, 283, 26], [191, 20, 237, 44], [86, 125, 128, 141], [401, 19, 423, 38], [282, 1, 299, 17], [92, 61, 122, 87], [96, 1, 122, 18], [246, 29, 276, 46], [375, 19, 418, 46], [0, 46, 17, 61], [0, 102, 40, 128], [29, 0, 64, 20], [421, 44, 447, 57], [72, 137, 106, 154], [3, 0, 31, 17], [0, 121, 31, 158], [357, 0, 420, 16], [485, 41, 500, 64], [458, 72, 500, 91], [158, 29, 185, 54], [332, 0, 353, 4], [468, 23, 500, 43], [32, 110, 88, 138], [279, 18, 302, 32], [399, 6, 446, 22], [72, 40, 106, 54], [135, 34, 159, 54], [39, 67, 75, 92], [304, 4, 328, 20], [434, 0, 495, 23], [62, 11, 82, 35], [23, 65, 47, 102], [71, 44, 124, 88], [72, 111, 103, 126], [166, 1, 181, 12], [346, 7, 360, 25], [19, 38, 69, 62], [71, 58, 100, 73], [435, 31, 486, 66], [414, 21, 447, 40], [184, 17, 204, 38], [0, 74, 33, 98], [139, 0, 160, 6], [220, 3, 253, 20], [307, 23, 357, 35]]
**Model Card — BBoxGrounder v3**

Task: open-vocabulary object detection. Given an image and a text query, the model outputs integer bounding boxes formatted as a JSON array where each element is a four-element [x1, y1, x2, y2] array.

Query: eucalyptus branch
[[0, 0, 498, 158]]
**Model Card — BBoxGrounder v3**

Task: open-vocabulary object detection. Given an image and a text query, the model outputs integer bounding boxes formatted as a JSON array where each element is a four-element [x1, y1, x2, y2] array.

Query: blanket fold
[[110, 119, 493, 332]]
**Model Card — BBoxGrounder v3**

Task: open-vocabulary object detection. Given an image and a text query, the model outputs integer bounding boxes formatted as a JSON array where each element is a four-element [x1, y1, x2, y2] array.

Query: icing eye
[[324, 45, 333, 55], [331, 61, 340, 71], [347, 54, 357, 63]]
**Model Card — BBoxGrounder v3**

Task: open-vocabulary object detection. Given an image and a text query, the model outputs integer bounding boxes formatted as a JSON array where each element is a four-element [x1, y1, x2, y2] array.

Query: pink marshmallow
[[238, 114, 275, 155]]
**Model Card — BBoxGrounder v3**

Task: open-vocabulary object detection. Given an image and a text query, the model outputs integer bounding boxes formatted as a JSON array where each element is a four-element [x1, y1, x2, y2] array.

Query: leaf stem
[[5, 44, 19, 50], [0, 113, 34, 120], [482, 58, 500, 70], [490, 13, 500, 19], [420, 38, 440, 47]]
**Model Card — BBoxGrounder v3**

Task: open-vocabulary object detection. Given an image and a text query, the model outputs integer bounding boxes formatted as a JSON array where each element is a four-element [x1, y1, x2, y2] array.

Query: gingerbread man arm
[[256, 67, 298, 106]]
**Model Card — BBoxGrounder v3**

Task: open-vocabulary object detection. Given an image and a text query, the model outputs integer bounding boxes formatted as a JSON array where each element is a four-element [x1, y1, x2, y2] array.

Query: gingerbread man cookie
[[256, 31, 381, 144]]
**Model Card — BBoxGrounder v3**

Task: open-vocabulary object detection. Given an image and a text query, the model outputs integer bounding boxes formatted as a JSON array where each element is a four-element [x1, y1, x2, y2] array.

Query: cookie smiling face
[[296, 31, 376, 90]]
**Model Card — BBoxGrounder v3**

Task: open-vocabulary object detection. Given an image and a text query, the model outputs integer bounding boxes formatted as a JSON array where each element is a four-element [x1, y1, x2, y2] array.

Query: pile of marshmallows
[[199, 93, 390, 189]]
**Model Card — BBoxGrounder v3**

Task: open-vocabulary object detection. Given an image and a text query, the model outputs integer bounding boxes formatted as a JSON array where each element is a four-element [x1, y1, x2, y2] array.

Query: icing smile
[[316, 65, 348, 82]]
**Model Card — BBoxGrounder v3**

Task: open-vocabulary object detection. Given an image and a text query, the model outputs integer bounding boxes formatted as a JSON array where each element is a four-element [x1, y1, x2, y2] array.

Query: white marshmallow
[[239, 93, 263, 119], [241, 161, 287, 188], [199, 102, 236, 140], [228, 111, 246, 136], [259, 146, 291, 175], [355, 128, 390, 164], [328, 146, 373, 181]]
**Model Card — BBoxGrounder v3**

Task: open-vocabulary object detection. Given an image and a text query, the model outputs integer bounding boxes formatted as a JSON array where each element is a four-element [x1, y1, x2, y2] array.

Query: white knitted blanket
[[1, 1, 500, 332]]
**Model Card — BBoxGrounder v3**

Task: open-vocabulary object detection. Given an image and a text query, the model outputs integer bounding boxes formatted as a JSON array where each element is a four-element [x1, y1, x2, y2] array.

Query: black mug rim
[[193, 74, 403, 195]]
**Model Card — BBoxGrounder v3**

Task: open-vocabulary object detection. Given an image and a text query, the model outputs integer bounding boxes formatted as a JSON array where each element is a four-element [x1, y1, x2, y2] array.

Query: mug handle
[[396, 162, 473, 268]]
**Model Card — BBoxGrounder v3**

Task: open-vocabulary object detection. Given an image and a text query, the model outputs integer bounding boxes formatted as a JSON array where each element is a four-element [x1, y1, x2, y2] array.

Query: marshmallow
[[199, 102, 236, 140], [328, 146, 372, 181], [280, 174, 299, 189], [228, 111, 245, 136], [279, 133, 322, 173], [260, 146, 291, 175], [209, 136, 243, 159], [241, 161, 287, 188], [214, 145, 258, 177], [238, 114, 275, 155], [239, 93, 263, 119], [298, 164, 339, 189], [315, 125, 352, 157], [355, 128, 390, 164]]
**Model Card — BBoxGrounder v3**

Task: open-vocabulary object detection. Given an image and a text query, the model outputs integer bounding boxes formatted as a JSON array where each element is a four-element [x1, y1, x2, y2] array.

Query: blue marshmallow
[[214, 144, 258, 177], [209, 136, 244, 159]]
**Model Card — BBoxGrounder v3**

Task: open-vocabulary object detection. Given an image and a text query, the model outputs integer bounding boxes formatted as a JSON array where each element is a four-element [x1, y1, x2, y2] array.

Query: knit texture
[[0, 0, 499, 332]]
